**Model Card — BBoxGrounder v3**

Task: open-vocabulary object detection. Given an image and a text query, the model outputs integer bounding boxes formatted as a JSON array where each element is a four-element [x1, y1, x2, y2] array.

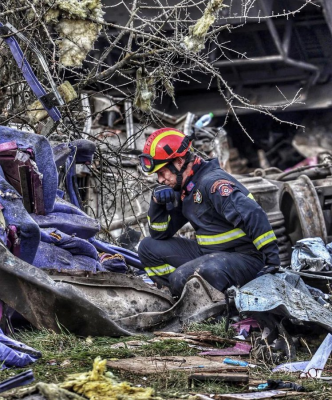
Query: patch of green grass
[[138, 339, 197, 357], [1, 329, 138, 384], [1, 325, 332, 400], [185, 317, 236, 339]]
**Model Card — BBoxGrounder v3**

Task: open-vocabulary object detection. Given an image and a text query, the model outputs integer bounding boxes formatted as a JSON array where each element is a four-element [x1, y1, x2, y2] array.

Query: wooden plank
[[106, 356, 247, 375]]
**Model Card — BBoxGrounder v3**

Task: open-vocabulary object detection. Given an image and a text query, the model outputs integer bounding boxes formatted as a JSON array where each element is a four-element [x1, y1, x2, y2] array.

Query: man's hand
[[153, 185, 175, 210], [256, 265, 280, 277]]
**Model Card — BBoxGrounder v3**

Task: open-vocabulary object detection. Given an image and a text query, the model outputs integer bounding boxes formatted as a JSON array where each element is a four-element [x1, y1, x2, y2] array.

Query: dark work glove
[[256, 265, 280, 277], [153, 184, 176, 211]]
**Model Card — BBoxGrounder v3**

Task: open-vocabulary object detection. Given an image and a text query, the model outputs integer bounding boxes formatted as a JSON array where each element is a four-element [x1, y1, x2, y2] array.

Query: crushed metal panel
[[117, 275, 226, 333], [0, 244, 225, 336], [0, 244, 173, 336], [233, 272, 332, 332], [51, 274, 174, 320]]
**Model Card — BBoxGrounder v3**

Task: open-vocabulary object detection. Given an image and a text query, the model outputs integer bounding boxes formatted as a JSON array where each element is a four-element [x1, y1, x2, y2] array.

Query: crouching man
[[138, 128, 280, 296]]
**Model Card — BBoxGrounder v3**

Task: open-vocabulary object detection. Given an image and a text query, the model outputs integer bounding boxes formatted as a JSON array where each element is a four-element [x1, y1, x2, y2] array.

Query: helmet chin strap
[[166, 152, 192, 191]]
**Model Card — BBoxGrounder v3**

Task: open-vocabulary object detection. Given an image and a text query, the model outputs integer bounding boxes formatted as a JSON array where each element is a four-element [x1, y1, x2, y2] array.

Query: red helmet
[[139, 128, 192, 174]]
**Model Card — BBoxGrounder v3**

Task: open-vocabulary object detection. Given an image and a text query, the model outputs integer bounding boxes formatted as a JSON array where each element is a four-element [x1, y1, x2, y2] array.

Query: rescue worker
[[138, 127, 280, 296]]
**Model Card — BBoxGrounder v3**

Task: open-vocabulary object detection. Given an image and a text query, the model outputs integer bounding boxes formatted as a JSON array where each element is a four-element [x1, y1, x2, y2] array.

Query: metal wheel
[[280, 175, 327, 246]]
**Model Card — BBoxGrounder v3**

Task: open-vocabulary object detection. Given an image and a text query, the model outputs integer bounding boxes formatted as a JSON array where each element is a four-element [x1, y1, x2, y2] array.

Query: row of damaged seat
[[0, 125, 131, 273], [0, 126, 229, 337]]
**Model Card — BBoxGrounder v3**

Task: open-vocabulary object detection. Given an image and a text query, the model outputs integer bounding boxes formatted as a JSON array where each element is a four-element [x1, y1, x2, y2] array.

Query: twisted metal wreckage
[[1, 111, 332, 339], [1, 0, 332, 342]]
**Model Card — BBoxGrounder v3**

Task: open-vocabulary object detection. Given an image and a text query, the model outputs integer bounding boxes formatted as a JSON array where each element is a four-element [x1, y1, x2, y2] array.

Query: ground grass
[[1, 321, 332, 399]]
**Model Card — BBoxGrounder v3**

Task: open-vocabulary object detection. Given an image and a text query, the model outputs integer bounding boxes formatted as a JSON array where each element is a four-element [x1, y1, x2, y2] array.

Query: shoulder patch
[[211, 179, 235, 194], [218, 183, 234, 196]]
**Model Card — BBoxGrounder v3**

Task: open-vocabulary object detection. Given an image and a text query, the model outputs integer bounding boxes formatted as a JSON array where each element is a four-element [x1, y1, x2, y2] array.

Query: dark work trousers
[[138, 236, 265, 296]]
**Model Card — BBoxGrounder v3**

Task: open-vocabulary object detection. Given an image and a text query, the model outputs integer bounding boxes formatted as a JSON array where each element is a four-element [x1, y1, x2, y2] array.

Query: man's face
[[156, 163, 178, 188]]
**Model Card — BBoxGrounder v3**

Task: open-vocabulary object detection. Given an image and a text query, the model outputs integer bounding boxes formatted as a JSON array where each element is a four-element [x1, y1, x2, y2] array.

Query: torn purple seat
[[54, 140, 95, 210], [53, 196, 89, 217], [99, 252, 128, 273], [40, 228, 98, 259], [31, 212, 100, 240], [90, 237, 142, 269], [0, 175, 40, 263], [0, 141, 45, 215], [0, 126, 57, 213], [52, 140, 96, 168], [52, 142, 72, 168], [33, 242, 101, 272], [73, 255, 105, 272], [0, 328, 41, 369], [71, 139, 96, 164]]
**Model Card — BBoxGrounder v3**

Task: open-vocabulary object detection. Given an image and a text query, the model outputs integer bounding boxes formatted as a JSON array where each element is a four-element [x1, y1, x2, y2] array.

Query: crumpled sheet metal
[[233, 272, 332, 332], [0, 243, 171, 336], [0, 244, 224, 336], [117, 274, 226, 333], [50, 274, 174, 321], [291, 237, 332, 272]]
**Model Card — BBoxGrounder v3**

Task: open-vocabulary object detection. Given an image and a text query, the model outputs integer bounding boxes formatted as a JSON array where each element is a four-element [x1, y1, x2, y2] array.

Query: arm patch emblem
[[218, 183, 234, 196], [211, 179, 235, 196]]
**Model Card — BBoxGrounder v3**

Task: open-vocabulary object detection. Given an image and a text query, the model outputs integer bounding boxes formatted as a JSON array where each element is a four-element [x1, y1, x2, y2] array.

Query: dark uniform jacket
[[147, 158, 280, 266]]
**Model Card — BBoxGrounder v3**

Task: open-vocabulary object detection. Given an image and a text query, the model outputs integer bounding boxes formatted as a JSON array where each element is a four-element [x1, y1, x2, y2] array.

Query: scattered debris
[[199, 343, 251, 357], [231, 272, 332, 332]]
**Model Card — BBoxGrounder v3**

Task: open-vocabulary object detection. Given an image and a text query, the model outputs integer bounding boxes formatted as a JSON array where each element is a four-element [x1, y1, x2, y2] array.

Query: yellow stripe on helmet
[[150, 130, 184, 157]]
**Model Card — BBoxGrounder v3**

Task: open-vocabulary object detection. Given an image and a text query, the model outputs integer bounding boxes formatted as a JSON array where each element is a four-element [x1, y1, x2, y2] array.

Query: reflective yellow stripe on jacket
[[253, 230, 277, 250], [144, 264, 176, 276], [147, 215, 171, 231], [196, 228, 246, 246]]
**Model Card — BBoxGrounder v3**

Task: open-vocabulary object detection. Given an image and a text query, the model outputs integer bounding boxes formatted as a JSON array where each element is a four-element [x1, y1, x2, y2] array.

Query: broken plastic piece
[[0, 369, 34, 393], [223, 358, 256, 368], [300, 333, 332, 378], [231, 317, 260, 334], [272, 360, 310, 373], [199, 342, 251, 356]]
